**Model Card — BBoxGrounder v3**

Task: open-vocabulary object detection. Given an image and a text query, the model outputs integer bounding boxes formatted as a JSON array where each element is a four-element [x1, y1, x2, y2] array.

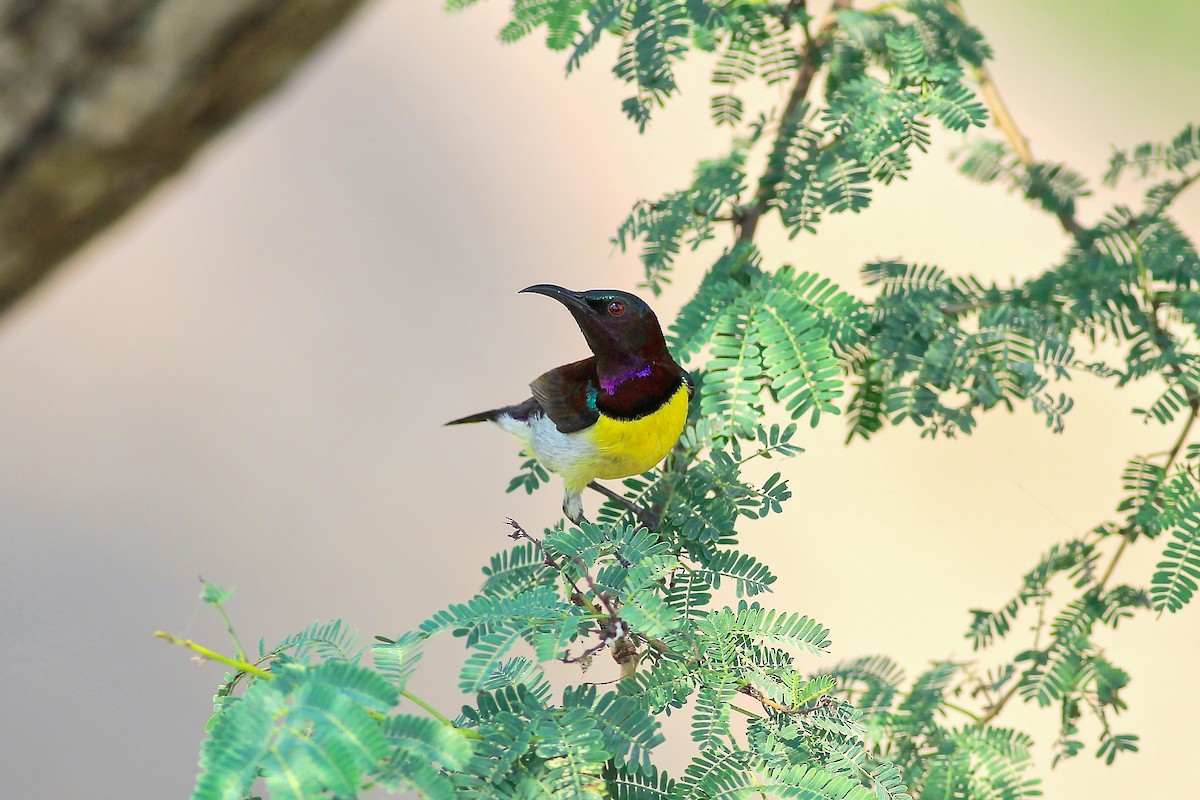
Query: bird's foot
[[563, 493, 588, 527]]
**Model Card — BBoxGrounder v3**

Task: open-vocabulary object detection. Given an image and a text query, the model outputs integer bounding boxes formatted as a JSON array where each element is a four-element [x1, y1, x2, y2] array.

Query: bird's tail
[[445, 408, 507, 426], [446, 398, 541, 427]]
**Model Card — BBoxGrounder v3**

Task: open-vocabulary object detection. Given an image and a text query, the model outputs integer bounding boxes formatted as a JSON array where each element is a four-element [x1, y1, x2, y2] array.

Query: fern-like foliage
[[261, 619, 360, 664], [1103, 123, 1200, 185], [615, 146, 750, 291], [175, 4, 1200, 798], [194, 657, 472, 800], [1151, 503, 1200, 613], [663, 252, 865, 435], [508, 456, 551, 494], [967, 539, 1097, 650]]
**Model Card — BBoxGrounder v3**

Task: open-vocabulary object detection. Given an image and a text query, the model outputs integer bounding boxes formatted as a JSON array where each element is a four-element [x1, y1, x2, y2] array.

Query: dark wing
[[683, 370, 694, 400], [530, 357, 600, 433]]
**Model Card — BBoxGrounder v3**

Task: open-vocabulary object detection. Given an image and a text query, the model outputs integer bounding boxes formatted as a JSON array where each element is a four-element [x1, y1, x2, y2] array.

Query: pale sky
[[1, 1, 1198, 796]]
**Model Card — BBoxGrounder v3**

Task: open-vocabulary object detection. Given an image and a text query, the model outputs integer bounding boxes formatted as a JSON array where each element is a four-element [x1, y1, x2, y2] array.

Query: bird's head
[[519, 284, 669, 363]]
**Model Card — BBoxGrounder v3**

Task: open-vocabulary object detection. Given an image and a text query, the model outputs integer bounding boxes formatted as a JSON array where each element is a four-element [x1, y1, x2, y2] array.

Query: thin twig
[[738, 683, 836, 715], [976, 680, 1021, 726], [199, 576, 249, 662], [506, 518, 601, 612], [401, 689, 461, 732], [156, 630, 481, 737], [587, 481, 658, 531], [506, 518, 646, 670], [939, 297, 1001, 316], [155, 631, 274, 679], [729, 703, 765, 719], [735, 0, 849, 245], [946, 0, 1086, 240], [981, 398, 1200, 726], [978, 384, 1200, 727], [574, 555, 620, 617], [1095, 536, 1130, 593], [562, 639, 610, 665], [943, 700, 982, 723], [1098, 398, 1200, 591], [1163, 398, 1200, 468], [780, 0, 806, 30], [1031, 589, 1048, 650], [1147, 169, 1200, 213]]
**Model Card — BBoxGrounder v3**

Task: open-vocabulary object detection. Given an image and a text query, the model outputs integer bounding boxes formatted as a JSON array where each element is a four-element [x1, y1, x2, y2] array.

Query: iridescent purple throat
[[600, 363, 653, 394]]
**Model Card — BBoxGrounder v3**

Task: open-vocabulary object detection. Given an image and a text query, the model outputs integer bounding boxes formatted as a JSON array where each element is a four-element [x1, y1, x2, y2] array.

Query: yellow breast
[[581, 381, 690, 485]]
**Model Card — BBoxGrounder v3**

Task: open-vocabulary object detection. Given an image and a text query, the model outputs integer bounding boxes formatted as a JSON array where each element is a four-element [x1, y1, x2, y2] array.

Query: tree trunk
[[0, 0, 365, 316]]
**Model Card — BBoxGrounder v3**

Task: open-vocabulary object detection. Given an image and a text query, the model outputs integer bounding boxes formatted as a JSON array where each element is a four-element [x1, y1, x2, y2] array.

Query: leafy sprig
[[160, 2, 1200, 798]]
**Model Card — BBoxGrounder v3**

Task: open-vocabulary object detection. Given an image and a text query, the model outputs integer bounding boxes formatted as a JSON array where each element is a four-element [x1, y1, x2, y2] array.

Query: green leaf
[[535, 708, 610, 799], [669, 262, 750, 360], [701, 601, 831, 653], [702, 291, 766, 437], [827, 655, 904, 713], [200, 580, 234, 607], [924, 82, 987, 131], [614, 148, 748, 288], [381, 714, 474, 772], [612, 0, 691, 128], [711, 93, 745, 127], [563, 686, 664, 773], [619, 658, 698, 711], [816, 151, 872, 213], [606, 762, 677, 800], [372, 631, 424, 690], [482, 542, 555, 597], [699, 759, 877, 800], [1097, 732, 1140, 765], [499, 0, 556, 44], [194, 663, 394, 800], [691, 682, 735, 748], [753, 287, 843, 425], [545, 0, 587, 51], [691, 548, 776, 596], [620, 586, 678, 639], [1019, 647, 1083, 707], [1104, 123, 1200, 185], [264, 619, 360, 664], [508, 457, 551, 494], [567, 0, 625, 73], [1151, 506, 1200, 613]]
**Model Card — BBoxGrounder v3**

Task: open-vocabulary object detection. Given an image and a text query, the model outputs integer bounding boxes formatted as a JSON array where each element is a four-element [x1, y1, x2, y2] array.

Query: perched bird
[[447, 285, 692, 525]]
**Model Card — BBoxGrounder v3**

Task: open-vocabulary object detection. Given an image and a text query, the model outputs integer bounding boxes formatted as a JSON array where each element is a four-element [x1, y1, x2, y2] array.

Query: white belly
[[495, 412, 599, 493]]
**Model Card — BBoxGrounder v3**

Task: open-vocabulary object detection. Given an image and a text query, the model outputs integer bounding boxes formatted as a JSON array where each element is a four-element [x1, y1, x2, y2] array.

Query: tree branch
[[588, 481, 659, 531], [1147, 169, 1200, 213], [0, 0, 365, 319], [946, 0, 1086, 240], [976, 679, 1020, 726], [505, 517, 598, 613], [734, 0, 849, 246], [1098, 396, 1200, 592], [738, 683, 836, 715], [979, 382, 1200, 727]]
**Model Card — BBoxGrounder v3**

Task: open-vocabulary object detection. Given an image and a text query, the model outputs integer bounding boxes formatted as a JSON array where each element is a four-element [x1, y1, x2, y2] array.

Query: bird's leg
[[587, 481, 659, 531], [563, 492, 588, 527]]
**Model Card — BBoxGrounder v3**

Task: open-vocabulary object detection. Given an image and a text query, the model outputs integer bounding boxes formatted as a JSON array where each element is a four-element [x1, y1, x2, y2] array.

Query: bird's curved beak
[[519, 284, 593, 316]]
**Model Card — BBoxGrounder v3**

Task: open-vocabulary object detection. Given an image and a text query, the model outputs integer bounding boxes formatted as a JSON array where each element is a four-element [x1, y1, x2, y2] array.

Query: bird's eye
[[608, 301, 625, 316]]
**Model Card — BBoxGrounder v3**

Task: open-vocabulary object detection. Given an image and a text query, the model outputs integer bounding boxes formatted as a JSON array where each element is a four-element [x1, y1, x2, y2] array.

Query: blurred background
[[1, 0, 1198, 796]]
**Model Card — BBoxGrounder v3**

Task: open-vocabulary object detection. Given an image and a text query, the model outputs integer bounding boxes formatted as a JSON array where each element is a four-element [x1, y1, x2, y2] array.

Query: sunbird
[[448, 285, 692, 524]]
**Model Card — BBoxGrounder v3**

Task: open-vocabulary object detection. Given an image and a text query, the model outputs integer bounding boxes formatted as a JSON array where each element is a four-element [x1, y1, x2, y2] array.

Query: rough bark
[[0, 0, 365, 316]]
